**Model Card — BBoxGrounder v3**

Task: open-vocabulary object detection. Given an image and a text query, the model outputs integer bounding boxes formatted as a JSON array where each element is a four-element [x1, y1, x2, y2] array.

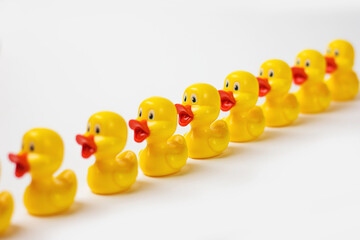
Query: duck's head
[[257, 59, 292, 98], [218, 71, 259, 112], [175, 83, 220, 126], [129, 97, 177, 143], [76, 111, 127, 159], [325, 39, 354, 73], [9, 128, 63, 178], [291, 49, 326, 85]]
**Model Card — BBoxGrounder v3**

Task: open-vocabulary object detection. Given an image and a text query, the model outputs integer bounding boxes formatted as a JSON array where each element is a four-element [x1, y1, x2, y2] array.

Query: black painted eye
[[305, 59, 310, 67], [225, 79, 229, 88], [259, 68, 263, 76], [268, 69, 274, 78], [148, 110, 155, 120], [139, 108, 142, 117], [87, 123, 90, 132], [95, 124, 100, 134], [233, 82, 240, 91], [334, 49, 339, 56], [29, 142, 35, 152], [296, 58, 300, 65], [183, 93, 187, 102], [191, 94, 197, 103]]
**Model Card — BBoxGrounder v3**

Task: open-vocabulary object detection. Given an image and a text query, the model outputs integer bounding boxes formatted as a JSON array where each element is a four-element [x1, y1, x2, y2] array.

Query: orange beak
[[325, 56, 337, 73], [8, 153, 30, 178], [218, 90, 236, 111], [175, 104, 194, 127], [291, 66, 308, 85], [129, 120, 150, 143], [76, 135, 97, 158], [256, 77, 271, 97]]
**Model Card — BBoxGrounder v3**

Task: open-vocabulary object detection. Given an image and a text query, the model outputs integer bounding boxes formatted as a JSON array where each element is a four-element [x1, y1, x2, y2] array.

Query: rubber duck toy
[[325, 39, 359, 101], [0, 163, 14, 234], [291, 49, 331, 113], [257, 59, 299, 127], [129, 97, 187, 177], [218, 71, 265, 142], [76, 111, 138, 194], [175, 83, 230, 158], [9, 128, 77, 216]]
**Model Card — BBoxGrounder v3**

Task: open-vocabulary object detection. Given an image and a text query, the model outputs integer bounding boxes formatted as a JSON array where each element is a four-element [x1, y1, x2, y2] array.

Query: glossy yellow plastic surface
[[9, 129, 77, 216], [76, 111, 138, 194], [219, 71, 265, 142], [292, 50, 331, 113], [325, 39, 359, 101], [129, 97, 188, 177], [257, 59, 300, 127], [0, 164, 14, 235], [176, 83, 230, 159]]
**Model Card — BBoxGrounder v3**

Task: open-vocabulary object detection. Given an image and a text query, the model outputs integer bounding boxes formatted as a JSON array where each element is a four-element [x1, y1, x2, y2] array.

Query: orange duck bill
[[175, 104, 194, 126], [76, 135, 97, 158], [325, 56, 337, 73], [256, 77, 271, 97], [291, 66, 308, 85], [129, 120, 150, 143], [218, 90, 236, 111], [8, 153, 30, 178]]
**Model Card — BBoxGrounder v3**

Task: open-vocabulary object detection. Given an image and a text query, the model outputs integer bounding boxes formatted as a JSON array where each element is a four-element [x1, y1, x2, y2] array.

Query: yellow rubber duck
[[292, 49, 331, 113], [257, 59, 300, 127], [325, 39, 359, 101], [129, 97, 188, 177], [9, 128, 77, 216], [0, 163, 14, 235], [218, 71, 265, 142], [176, 83, 230, 159], [76, 111, 138, 194]]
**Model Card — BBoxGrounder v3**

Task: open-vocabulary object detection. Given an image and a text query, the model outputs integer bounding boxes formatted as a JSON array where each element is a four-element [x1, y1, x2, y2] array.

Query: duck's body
[[9, 128, 77, 216], [24, 170, 77, 215], [262, 94, 299, 127], [138, 136, 187, 176], [0, 191, 13, 234], [292, 49, 331, 113], [325, 39, 359, 101], [77, 112, 137, 195], [219, 71, 265, 142], [327, 70, 359, 101], [176, 83, 230, 158], [296, 81, 331, 113], [130, 97, 187, 177], [257, 59, 299, 127]]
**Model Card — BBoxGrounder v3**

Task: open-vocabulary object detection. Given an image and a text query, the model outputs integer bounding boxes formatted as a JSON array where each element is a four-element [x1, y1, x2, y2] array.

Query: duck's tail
[[0, 191, 14, 234], [115, 151, 138, 189], [56, 170, 77, 201]]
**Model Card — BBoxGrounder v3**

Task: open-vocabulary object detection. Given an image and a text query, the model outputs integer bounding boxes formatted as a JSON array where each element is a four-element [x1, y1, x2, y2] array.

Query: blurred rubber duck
[[219, 71, 265, 142], [292, 50, 331, 113], [9, 128, 77, 216], [176, 83, 230, 158], [129, 97, 187, 177], [257, 60, 299, 127], [76, 111, 138, 194], [325, 39, 359, 101], [0, 163, 14, 234]]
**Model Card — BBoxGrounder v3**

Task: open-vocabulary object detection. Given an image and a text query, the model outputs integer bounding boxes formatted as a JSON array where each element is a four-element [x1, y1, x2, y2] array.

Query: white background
[[0, 0, 360, 239]]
